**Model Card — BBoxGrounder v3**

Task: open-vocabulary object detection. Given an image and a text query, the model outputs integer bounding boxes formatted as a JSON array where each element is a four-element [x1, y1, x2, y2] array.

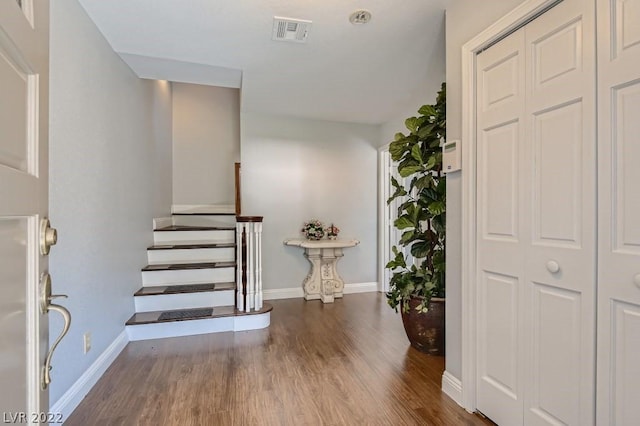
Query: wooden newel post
[[236, 216, 263, 312]]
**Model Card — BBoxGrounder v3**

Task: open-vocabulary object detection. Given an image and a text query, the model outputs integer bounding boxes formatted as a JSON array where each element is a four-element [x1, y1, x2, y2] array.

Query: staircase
[[125, 208, 271, 341]]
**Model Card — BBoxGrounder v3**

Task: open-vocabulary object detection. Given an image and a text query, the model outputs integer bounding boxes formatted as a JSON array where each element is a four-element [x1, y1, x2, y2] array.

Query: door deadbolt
[[40, 218, 58, 255]]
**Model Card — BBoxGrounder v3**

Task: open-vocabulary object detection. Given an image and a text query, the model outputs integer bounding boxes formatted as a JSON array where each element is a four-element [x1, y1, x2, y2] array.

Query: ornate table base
[[284, 239, 360, 303]]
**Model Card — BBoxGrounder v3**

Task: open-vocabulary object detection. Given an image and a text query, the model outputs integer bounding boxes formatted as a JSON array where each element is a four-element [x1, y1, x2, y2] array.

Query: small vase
[[328, 235, 337, 240]]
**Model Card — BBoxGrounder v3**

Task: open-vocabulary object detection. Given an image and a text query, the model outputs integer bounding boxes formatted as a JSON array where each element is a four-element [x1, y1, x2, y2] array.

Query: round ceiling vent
[[349, 10, 372, 25]]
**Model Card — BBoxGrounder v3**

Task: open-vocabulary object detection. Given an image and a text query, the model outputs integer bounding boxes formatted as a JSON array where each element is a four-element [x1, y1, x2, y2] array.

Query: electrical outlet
[[83, 332, 91, 354]]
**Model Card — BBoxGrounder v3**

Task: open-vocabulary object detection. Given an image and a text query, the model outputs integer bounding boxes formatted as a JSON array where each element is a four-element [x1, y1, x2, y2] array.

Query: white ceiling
[[77, 0, 447, 125]]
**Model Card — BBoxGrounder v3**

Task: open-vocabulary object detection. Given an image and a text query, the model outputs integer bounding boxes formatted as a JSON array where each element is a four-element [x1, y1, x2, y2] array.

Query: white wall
[[172, 83, 240, 206], [379, 14, 446, 148], [49, 0, 172, 406], [241, 112, 379, 292], [445, 0, 527, 380], [151, 80, 173, 217]]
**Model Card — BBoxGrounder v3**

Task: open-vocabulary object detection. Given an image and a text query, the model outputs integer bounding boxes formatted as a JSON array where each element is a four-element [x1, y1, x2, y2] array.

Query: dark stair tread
[[142, 261, 236, 271], [134, 282, 235, 296], [148, 243, 236, 250], [126, 303, 273, 326], [155, 225, 235, 232]]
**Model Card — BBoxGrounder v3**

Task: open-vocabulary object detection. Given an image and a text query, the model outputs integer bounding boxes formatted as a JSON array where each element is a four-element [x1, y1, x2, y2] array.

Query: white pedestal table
[[283, 238, 360, 303]]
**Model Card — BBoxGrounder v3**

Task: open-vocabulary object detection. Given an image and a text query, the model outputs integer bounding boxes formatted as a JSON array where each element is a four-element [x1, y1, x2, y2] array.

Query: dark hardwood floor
[[66, 293, 492, 426]]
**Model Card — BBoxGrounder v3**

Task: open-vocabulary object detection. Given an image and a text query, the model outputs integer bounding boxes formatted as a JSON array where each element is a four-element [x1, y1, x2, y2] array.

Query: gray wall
[[49, 0, 172, 405], [445, 0, 527, 379], [241, 112, 379, 291], [172, 83, 240, 206]]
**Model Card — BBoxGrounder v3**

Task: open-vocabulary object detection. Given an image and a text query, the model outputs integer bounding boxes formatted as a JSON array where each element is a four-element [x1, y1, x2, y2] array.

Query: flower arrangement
[[326, 224, 340, 240], [301, 219, 325, 240]]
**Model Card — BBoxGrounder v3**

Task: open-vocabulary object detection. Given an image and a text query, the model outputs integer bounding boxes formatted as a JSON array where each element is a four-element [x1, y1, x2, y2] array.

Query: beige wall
[[445, 0, 527, 380], [172, 83, 240, 206]]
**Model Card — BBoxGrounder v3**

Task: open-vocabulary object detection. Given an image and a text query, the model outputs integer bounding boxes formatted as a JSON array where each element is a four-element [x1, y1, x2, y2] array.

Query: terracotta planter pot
[[400, 297, 445, 355]]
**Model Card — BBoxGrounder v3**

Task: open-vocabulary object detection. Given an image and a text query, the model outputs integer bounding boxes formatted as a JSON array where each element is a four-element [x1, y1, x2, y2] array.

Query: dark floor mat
[[158, 308, 213, 321], [164, 284, 216, 293]]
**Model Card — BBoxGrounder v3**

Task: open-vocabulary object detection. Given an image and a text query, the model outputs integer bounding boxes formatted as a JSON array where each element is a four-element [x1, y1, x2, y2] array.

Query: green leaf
[[389, 140, 407, 160], [428, 201, 446, 216], [394, 132, 406, 141], [424, 156, 437, 171], [405, 117, 420, 133], [411, 241, 430, 258], [398, 165, 423, 178], [418, 104, 436, 116], [394, 216, 414, 230], [387, 176, 407, 204], [400, 230, 416, 244], [410, 144, 423, 163], [417, 123, 435, 139]]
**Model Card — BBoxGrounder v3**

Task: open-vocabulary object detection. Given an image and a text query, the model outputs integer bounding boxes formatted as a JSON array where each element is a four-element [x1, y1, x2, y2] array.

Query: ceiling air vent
[[272, 17, 312, 43]]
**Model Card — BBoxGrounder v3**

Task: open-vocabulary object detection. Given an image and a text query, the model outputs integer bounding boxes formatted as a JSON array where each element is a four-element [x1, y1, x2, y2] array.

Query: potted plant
[[386, 83, 446, 355]]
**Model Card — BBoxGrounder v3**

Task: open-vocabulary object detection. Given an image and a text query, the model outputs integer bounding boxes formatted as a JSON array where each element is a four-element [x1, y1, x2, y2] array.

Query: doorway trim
[[378, 146, 391, 293], [459, 0, 563, 413]]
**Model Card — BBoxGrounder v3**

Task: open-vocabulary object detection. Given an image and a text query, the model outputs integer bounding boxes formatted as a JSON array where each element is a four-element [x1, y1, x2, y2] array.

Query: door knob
[[634, 274, 640, 288], [546, 260, 560, 274], [40, 273, 71, 390], [40, 218, 58, 255]]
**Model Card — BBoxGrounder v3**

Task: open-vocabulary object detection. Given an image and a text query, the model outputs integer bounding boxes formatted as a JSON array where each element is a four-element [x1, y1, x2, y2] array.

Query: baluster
[[235, 222, 244, 311], [255, 222, 263, 310], [247, 222, 255, 312], [236, 216, 264, 312]]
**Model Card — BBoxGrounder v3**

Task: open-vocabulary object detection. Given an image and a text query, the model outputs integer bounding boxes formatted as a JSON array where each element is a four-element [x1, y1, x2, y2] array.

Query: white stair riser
[[126, 312, 270, 341], [134, 290, 235, 312], [153, 230, 234, 245], [172, 204, 235, 214], [172, 215, 236, 227], [147, 247, 235, 264], [142, 267, 235, 286]]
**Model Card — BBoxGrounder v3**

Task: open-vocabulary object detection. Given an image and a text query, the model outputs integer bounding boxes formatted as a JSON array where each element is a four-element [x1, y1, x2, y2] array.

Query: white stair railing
[[236, 216, 263, 312]]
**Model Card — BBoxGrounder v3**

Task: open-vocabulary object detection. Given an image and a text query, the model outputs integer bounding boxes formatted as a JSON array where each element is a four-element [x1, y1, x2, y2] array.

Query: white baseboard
[[263, 282, 379, 301], [50, 330, 128, 421], [441, 370, 463, 407], [344, 282, 378, 294], [126, 312, 270, 341], [263, 287, 304, 300], [172, 204, 235, 214], [153, 217, 172, 230]]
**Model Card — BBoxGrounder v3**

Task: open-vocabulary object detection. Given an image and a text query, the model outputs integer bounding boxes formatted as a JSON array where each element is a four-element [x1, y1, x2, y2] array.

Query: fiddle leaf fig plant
[[386, 82, 446, 313]]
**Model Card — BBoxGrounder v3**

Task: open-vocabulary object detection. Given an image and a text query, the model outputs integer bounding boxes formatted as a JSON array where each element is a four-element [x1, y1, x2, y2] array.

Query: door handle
[[546, 260, 561, 274], [40, 273, 71, 390]]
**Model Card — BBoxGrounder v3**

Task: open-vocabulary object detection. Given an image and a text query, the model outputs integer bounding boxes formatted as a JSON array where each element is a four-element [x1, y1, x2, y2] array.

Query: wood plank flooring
[[66, 293, 493, 426]]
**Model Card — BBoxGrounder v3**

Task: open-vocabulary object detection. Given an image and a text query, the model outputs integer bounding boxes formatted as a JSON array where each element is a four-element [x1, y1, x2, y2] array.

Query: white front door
[[0, 0, 52, 421], [476, 0, 596, 424], [596, 0, 640, 424]]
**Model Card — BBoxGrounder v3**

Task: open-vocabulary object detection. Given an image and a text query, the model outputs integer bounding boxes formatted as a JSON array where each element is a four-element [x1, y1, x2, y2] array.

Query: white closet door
[[596, 1, 640, 424], [523, 1, 596, 425], [476, 28, 527, 426], [476, 1, 596, 424]]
